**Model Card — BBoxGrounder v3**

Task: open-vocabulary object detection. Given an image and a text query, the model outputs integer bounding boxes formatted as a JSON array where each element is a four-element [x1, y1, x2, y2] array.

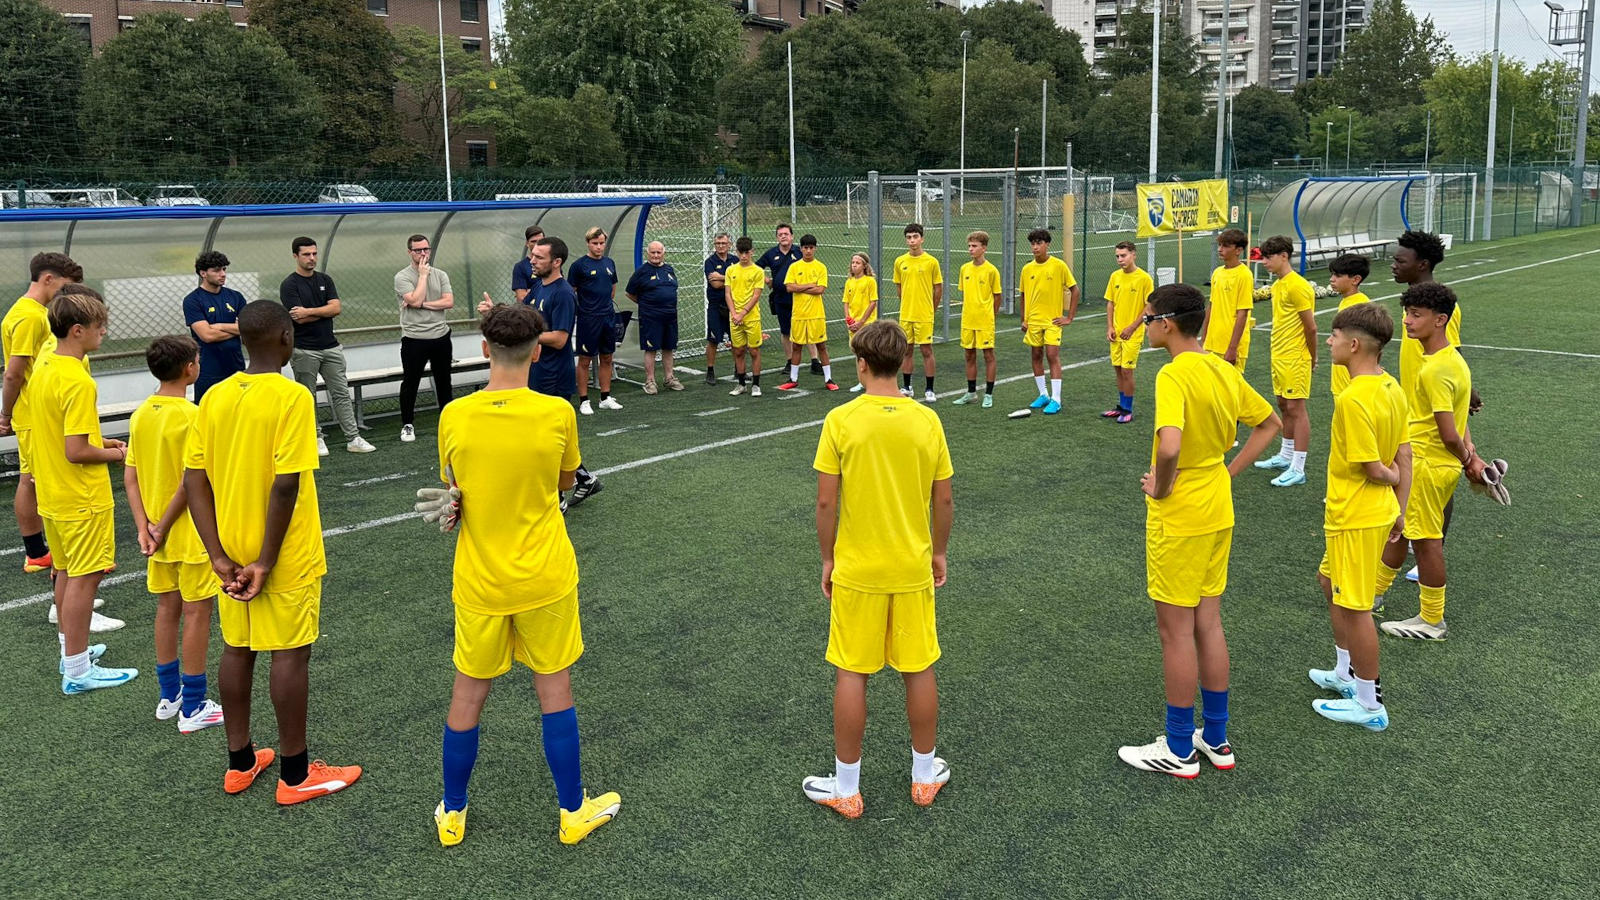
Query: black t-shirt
[[278, 271, 340, 351]]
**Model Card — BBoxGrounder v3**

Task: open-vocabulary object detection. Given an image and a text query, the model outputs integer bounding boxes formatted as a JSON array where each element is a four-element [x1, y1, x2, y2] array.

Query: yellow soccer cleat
[[559, 791, 621, 845], [434, 802, 467, 847]]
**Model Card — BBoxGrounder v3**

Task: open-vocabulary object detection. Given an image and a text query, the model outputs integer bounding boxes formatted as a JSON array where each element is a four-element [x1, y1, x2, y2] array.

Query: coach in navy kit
[[702, 232, 734, 386], [625, 240, 683, 394], [526, 235, 602, 510], [183, 250, 246, 402]]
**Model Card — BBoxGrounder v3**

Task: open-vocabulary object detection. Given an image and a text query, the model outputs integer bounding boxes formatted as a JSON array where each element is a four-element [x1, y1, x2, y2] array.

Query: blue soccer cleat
[[1254, 455, 1291, 470], [1308, 668, 1357, 698], [58, 644, 106, 676], [1029, 394, 1050, 410], [1312, 698, 1389, 731], [1270, 469, 1307, 487], [62, 663, 139, 696], [1042, 400, 1062, 415]]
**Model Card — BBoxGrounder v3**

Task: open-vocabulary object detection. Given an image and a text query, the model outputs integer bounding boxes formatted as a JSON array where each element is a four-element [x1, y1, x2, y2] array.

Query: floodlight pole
[[1214, 0, 1230, 178], [1147, 0, 1161, 265], [1484, 0, 1502, 240], [437, 0, 453, 200], [960, 30, 970, 214], [787, 41, 797, 223], [1570, 0, 1595, 228]]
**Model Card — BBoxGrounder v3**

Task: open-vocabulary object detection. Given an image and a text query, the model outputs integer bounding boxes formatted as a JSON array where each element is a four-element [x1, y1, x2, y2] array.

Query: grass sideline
[[0, 225, 1597, 898]]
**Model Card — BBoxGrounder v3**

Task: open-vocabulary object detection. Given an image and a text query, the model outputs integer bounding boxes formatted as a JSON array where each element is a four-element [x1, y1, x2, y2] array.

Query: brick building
[[732, 0, 858, 55]]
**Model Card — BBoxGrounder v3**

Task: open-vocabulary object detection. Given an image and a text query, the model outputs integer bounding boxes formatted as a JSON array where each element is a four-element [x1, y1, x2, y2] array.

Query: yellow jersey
[[1406, 344, 1472, 470], [1324, 372, 1406, 531], [1147, 351, 1275, 536], [184, 372, 325, 593], [1269, 270, 1316, 363], [1020, 257, 1076, 326], [127, 395, 206, 564], [1328, 292, 1374, 396], [958, 260, 1002, 332], [1399, 301, 1462, 400], [1203, 264, 1254, 358], [893, 253, 942, 322], [843, 276, 879, 324], [813, 394, 953, 593], [1, 296, 56, 432], [30, 352, 113, 520], [786, 258, 829, 321], [439, 388, 580, 615], [725, 262, 765, 315], [1105, 266, 1154, 338]]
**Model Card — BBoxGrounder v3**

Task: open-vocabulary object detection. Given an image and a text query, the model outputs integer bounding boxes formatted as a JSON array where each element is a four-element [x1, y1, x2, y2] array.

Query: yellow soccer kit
[[726, 262, 766, 348], [842, 275, 879, 327], [814, 394, 953, 673], [1328, 292, 1373, 396], [30, 352, 114, 519], [1106, 266, 1153, 368], [1399, 301, 1462, 399], [185, 372, 326, 650], [893, 252, 942, 337], [2, 296, 55, 439], [129, 395, 220, 601], [1269, 270, 1316, 398], [786, 258, 829, 345], [440, 388, 583, 677], [958, 260, 1001, 348], [1020, 256, 1076, 347], [1321, 372, 1406, 610], [1204, 264, 1255, 369], [1403, 345, 1471, 541], [1145, 352, 1274, 607]]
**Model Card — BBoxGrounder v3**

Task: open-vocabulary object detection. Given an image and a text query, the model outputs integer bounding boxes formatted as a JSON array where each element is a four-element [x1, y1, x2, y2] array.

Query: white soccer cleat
[[88, 611, 126, 633], [1313, 697, 1390, 731], [47, 597, 103, 624], [156, 697, 182, 721], [849, 383, 864, 393], [911, 757, 951, 806], [1192, 731, 1235, 770], [579, 400, 594, 415], [924, 390, 937, 403], [400, 424, 416, 442], [751, 385, 763, 397], [1381, 615, 1448, 641], [347, 436, 377, 453], [178, 698, 226, 734], [729, 384, 746, 396], [899, 388, 913, 397], [1308, 668, 1357, 698], [316, 435, 330, 457], [1117, 734, 1199, 778], [801, 774, 863, 819], [598, 396, 624, 411]]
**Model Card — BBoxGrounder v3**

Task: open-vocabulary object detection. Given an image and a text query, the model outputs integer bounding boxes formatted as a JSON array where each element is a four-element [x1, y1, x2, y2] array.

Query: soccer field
[[1, 225, 1597, 898]]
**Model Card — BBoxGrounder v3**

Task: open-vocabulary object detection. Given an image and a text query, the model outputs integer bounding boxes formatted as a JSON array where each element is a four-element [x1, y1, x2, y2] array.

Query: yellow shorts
[[1146, 523, 1233, 607], [1024, 324, 1062, 347], [960, 328, 995, 350], [826, 584, 940, 674], [1271, 355, 1312, 399], [730, 317, 764, 349], [16, 429, 31, 476], [1110, 336, 1144, 368], [453, 588, 584, 679], [41, 511, 115, 577], [1319, 524, 1391, 611], [790, 317, 828, 346], [1403, 459, 1461, 541], [148, 559, 223, 602], [901, 320, 934, 345], [219, 579, 320, 651]]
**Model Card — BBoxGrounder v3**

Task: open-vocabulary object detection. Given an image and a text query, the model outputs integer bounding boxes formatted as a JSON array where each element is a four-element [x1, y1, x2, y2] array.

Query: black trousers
[[400, 334, 454, 425]]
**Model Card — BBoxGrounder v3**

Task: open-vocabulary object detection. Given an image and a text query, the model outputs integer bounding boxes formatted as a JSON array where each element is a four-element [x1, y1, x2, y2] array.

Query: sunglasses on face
[[1142, 311, 1179, 325]]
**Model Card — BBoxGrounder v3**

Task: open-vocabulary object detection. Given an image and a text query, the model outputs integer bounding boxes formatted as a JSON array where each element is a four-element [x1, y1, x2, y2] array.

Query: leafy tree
[[1325, 0, 1449, 115], [463, 74, 625, 171], [923, 41, 1072, 171], [1301, 107, 1377, 169], [502, 0, 740, 171], [1078, 73, 1207, 171], [1096, 8, 1211, 92], [721, 15, 920, 174], [79, 12, 324, 177], [852, 0, 964, 72], [0, 0, 89, 171], [962, 0, 1092, 110], [246, 0, 401, 168], [392, 25, 494, 167], [1425, 54, 1571, 165], [1228, 84, 1304, 168]]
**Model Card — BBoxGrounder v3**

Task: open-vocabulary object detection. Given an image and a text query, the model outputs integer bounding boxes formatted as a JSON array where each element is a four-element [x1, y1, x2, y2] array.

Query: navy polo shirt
[[704, 252, 736, 304], [625, 263, 679, 318], [182, 285, 246, 379], [756, 244, 801, 306], [568, 255, 618, 317], [526, 276, 577, 398]]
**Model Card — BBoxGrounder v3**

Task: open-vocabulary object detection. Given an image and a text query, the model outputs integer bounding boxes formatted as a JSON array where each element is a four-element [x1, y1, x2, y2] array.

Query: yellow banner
[[1135, 179, 1230, 238]]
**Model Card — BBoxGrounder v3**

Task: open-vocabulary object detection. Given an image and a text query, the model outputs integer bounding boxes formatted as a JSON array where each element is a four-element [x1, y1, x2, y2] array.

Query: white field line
[[342, 470, 416, 488]]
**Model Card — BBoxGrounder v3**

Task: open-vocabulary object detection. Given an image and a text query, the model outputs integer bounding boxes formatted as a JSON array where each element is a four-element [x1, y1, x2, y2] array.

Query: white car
[[148, 184, 210, 207], [317, 183, 380, 204]]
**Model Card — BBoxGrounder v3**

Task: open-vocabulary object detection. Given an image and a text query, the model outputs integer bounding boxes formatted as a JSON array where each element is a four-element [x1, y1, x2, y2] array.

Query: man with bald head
[[624, 241, 682, 394]]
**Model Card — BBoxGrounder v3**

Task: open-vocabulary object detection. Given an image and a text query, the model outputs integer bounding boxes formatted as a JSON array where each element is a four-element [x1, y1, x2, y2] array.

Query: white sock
[[1291, 450, 1308, 474], [834, 757, 861, 797], [789, 364, 799, 381], [1034, 375, 1047, 396], [822, 364, 832, 381], [64, 649, 90, 679], [1355, 676, 1382, 710], [911, 747, 937, 783], [58, 631, 67, 659], [1334, 646, 1352, 682], [1050, 379, 1062, 402], [1278, 438, 1295, 459]]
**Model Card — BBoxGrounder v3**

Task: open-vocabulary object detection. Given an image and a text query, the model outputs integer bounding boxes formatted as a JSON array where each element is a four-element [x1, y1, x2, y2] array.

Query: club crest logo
[[1146, 196, 1166, 229]]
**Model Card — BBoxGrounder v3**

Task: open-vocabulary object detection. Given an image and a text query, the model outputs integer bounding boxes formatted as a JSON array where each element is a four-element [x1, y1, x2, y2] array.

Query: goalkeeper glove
[[415, 466, 462, 532]]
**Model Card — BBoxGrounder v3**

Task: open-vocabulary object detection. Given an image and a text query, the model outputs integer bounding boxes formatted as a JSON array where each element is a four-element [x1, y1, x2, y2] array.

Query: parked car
[[0, 187, 140, 209], [316, 183, 380, 204], [147, 184, 210, 207]]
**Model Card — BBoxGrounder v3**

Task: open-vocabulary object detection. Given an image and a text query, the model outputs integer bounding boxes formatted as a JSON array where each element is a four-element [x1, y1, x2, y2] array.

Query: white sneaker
[[924, 390, 938, 403], [316, 435, 329, 457], [347, 436, 377, 453], [47, 597, 103, 624], [1117, 734, 1199, 778], [598, 396, 623, 411], [89, 611, 126, 633], [400, 424, 416, 442], [156, 697, 182, 721], [850, 383, 864, 393], [729, 384, 746, 396], [1380, 614, 1448, 641], [750, 385, 763, 397], [579, 400, 594, 415], [178, 698, 226, 734], [899, 388, 913, 397]]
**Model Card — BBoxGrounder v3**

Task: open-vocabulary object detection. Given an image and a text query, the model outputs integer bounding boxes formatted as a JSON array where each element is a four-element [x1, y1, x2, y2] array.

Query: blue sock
[[1165, 704, 1195, 759], [1201, 689, 1229, 747], [441, 724, 480, 813], [156, 660, 180, 703], [541, 706, 584, 812], [180, 672, 207, 716], [1123, 393, 1134, 414]]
